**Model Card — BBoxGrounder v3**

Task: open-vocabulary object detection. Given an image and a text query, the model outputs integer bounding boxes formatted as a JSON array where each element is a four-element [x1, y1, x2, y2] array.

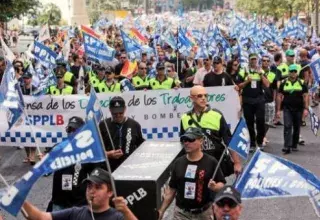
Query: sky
[[40, 0, 70, 20]]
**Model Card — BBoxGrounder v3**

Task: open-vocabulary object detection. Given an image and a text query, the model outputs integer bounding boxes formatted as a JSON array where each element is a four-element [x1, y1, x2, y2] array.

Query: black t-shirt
[[99, 118, 145, 171], [169, 153, 226, 209], [229, 72, 242, 85], [279, 79, 308, 111], [203, 72, 234, 87], [51, 163, 104, 208], [51, 206, 124, 220], [70, 65, 81, 79]]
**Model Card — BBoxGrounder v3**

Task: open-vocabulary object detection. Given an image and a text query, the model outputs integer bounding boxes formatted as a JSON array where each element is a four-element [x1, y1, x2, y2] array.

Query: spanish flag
[[120, 60, 138, 79], [129, 28, 148, 45], [81, 25, 101, 39]]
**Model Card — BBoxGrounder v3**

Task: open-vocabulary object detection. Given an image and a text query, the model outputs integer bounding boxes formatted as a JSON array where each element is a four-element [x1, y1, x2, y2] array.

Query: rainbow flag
[[129, 28, 148, 45], [81, 25, 101, 39], [120, 60, 138, 79]]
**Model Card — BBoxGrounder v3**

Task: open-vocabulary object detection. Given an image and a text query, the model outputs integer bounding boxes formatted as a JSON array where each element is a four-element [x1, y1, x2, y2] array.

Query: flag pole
[[0, 173, 28, 217], [92, 114, 117, 197], [91, 87, 116, 151]]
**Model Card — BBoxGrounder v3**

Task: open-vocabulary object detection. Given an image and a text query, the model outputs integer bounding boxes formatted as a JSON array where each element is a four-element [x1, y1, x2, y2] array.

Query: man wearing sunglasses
[[193, 55, 213, 86], [55, 62, 77, 92], [132, 62, 150, 90], [97, 66, 123, 93], [213, 186, 242, 220], [203, 56, 234, 87], [99, 96, 145, 171], [180, 85, 242, 177], [238, 53, 270, 153], [158, 127, 226, 220], [89, 65, 107, 92], [48, 72, 75, 95], [149, 62, 178, 90], [276, 64, 308, 154], [261, 55, 277, 149]]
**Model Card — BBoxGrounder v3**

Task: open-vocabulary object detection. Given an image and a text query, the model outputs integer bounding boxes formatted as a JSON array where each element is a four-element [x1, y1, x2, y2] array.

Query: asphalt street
[[0, 39, 319, 219]]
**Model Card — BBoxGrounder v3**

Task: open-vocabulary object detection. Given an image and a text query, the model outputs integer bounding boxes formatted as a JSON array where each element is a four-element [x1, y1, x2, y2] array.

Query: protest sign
[[0, 86, 241, 147]]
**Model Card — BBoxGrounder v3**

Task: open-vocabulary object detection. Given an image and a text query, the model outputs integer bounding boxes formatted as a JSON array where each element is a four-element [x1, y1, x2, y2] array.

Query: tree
[[87, 0, 121, 24], [0, 0, 40, 22], [236, 0, 309, 21], [38, 3, 62, 25]]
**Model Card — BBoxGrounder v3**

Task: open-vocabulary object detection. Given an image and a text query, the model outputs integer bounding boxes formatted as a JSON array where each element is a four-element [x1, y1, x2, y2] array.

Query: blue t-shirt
[[51, 206, 124, 220]]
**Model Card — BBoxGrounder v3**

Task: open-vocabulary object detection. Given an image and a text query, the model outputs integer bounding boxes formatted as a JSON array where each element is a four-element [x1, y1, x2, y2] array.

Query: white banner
[[0, 86, 241, 147]]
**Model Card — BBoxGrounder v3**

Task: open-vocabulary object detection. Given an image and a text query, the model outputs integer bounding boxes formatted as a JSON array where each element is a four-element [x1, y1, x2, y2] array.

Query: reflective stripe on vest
[[265, 71, 276, 83], [149, 77, 174, 90], [132, 75, 149, 88], [97, 82, 121, 93], [64, 71, 74, 83], [283, 79, 303, 93], [49, 85, 73, 95], [181, 110, 222, 133], [238, 69, 261, 81]]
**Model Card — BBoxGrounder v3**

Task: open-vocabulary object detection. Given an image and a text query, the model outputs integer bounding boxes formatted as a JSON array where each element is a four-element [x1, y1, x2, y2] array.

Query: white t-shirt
[[193, 67, 212, 85]]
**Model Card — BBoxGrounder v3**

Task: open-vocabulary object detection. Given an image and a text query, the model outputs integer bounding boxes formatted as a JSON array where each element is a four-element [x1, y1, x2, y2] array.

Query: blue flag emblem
[[228, 118, 250, 159]]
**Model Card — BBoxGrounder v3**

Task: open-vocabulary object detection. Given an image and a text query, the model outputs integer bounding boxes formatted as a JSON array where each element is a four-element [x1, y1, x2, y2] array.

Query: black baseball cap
[[83, 168, 113, 185], [105, 66, 114, 74], [67, 116, 85, 130], [22, 72, 33, 78], [214, 185, 241, 204], [109, 96, 126, 113], [213, 56, 222, 63], [180, 127, 204, 141]]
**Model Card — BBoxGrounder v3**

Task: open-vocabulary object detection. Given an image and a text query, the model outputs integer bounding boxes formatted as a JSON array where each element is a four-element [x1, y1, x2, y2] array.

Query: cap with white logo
[[109, 96, 126, 113], [83, 168, 113, 185], [214, 185, 241, 204]]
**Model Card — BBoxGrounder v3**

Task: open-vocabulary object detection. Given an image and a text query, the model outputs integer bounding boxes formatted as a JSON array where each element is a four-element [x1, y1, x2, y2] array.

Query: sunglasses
[[180, 137, 196, 143], [158, 67, 165, 70], [193, 93, 208, 99], [57, 76, 63, 79], [216, 199, 238, 208], [288, 55, 295, 58], [120, 57, 127, 59], [289, 70, 297, 73]]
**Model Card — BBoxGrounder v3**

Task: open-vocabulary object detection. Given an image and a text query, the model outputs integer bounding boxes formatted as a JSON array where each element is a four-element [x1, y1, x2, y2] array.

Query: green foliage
[[236, 0, 309, 20], [87, 0, 121, 24], [0, 0, 40, 22], [27, 3, 62, 26]]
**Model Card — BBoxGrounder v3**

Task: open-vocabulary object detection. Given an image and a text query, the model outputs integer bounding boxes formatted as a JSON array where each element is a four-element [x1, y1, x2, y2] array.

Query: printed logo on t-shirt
[[184, 182, 196, 199], [62, 175, 73, 191], [185, 165, 197, 179]]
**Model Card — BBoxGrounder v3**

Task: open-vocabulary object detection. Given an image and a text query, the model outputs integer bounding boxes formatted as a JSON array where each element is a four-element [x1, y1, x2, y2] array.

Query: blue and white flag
[[309, 106, 319, 136], [0, 61, 19, 109], [120, 30, 141, 56], [228, 118, 250, 159], [120, 78, 136, 92], [177, 28, 192, 54], [235, 149, 320, 200], [310, 58, 320, 83], [86, 87, 102, 122], [0, 119, 106, 216], [33, 41, 57, 69], [83, 32, 115, 62], [33, 67, 57, 96], [7, 83, 24, 130]]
